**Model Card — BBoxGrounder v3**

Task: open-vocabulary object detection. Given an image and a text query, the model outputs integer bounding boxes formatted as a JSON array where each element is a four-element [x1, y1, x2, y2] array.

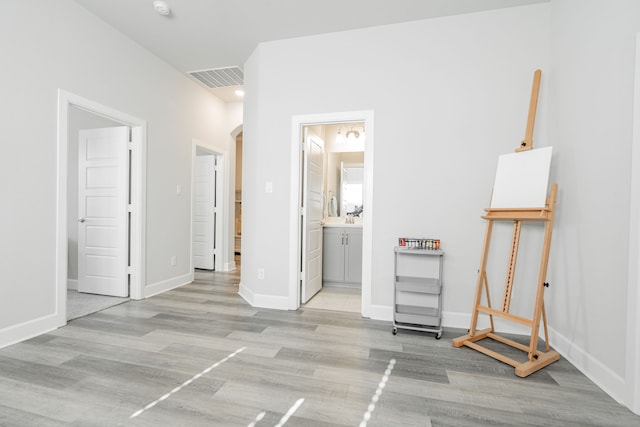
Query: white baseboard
[[237, 282, 290, 310], [365, 306, 531, 335], [237, 282, 254, 306], [442, 311, 532, 335], [67, 279, 78, 290], [367, 304, 393, 321], [549, 326, 627, 407], [145, 272, 194, 298], [0, 312, 60, 350]]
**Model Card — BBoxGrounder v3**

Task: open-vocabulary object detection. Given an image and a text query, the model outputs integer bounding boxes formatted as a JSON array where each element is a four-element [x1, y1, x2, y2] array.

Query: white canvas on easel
[[490, 146, 553, 209]]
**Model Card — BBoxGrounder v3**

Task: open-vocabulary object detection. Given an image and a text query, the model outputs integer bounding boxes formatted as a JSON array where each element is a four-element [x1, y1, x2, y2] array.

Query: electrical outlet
[[258, 268, 265, 279], [171, 255, 177, 266]]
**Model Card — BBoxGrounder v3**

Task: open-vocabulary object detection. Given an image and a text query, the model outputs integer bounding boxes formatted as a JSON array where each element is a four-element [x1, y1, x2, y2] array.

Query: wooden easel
[[452, 70, 560, 377]]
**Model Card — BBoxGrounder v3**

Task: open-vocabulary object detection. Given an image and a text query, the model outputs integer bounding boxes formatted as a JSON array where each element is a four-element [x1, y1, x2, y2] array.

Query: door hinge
[[127, 266, 133, 274]]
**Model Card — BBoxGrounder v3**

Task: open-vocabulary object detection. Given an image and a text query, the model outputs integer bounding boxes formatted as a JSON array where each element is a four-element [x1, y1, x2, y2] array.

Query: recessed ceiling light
[[153, 1, 171, 16], [234, 89, 245, 97]]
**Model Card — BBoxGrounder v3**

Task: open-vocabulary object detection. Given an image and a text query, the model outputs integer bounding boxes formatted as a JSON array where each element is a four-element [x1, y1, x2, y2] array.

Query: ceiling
[[73, 0, 547, 101]]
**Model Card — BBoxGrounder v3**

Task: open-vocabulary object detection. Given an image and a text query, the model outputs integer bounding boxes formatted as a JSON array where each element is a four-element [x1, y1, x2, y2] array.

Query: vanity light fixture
[[346, 128, 360, 143], [348, 126, 366, 143], [153, 0, 171, 16], [336, 125, 366, 144]]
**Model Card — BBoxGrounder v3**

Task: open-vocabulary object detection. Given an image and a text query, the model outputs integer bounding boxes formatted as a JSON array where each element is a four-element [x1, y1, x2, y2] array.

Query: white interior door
[[301, 135, 324, 303], [78, 126, 130, 297], [194, 154, 216, 270]]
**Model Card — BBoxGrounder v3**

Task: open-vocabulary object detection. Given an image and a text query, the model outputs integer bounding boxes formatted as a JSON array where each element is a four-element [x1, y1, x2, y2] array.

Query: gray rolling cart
[[392, 247, 444, 339]]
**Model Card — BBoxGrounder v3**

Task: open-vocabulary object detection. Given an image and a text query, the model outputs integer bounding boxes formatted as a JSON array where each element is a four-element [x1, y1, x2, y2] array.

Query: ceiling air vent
[[188, 66, 244, 88]]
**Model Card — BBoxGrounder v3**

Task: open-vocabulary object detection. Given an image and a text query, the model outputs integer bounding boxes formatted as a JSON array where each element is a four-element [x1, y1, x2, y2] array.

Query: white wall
[[242, 4, 550, 309], [548, 0, 640, 408], [242, 0, 640, 412], [0, 0, 230, 344]]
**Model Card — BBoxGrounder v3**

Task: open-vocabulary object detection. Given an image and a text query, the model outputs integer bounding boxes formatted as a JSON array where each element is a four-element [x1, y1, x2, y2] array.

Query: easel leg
[[528, 190, 556, 361], [542, 301, 550, 352], [469, 220, 494, 336], [482, 271, 495, 332]]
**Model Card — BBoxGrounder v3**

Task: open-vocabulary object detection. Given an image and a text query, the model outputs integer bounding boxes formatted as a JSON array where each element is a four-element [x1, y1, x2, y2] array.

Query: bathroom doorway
[[292, 111, 374, 315]]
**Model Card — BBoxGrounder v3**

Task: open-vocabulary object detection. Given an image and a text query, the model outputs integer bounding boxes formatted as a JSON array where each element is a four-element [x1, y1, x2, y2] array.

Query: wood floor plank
[[0, 377, 91, 423], [143, 329, 282, 358], [0, 404, 70, 427], [47, 323, 169, 353], [0, 355, 86, 389]]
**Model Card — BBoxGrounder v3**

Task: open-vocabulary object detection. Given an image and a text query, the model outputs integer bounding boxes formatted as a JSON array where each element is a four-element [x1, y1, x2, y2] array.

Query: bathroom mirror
[[341, 163, 363, 217]]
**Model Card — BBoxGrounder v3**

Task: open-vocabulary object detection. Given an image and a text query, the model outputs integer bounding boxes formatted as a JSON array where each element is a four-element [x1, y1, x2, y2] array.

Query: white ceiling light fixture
[[234, 89, 245, 97], [153, 1, 171, 16]]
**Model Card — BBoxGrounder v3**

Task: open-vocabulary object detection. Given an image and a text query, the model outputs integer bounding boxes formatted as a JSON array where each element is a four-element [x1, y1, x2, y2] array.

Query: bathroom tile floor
[[303, 286, 361, 313]]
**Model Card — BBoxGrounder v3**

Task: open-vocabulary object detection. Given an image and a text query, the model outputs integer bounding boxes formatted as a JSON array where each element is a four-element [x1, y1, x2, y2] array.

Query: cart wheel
[[435, 331, 442, 340], [392, 327, 398, 335]]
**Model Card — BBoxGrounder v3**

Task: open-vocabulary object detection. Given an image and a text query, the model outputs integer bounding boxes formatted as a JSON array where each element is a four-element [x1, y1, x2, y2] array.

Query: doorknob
[[78, 217, 86, 223]]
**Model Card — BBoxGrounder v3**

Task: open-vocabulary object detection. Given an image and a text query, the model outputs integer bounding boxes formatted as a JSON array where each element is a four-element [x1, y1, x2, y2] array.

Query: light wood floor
[[0, 269, 638, 426]]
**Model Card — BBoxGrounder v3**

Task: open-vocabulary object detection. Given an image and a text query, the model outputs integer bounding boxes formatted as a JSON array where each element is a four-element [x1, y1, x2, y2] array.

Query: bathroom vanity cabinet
[[322, 226, 362, 286]]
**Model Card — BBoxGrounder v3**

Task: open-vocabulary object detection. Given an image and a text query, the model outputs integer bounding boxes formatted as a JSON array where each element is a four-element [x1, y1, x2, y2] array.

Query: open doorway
[[292, 111, 374, 315], [66, 107, 131, 319], [192, 144, 222, 272], [57, 90, 146, 328], [234, 131, 243, 268]]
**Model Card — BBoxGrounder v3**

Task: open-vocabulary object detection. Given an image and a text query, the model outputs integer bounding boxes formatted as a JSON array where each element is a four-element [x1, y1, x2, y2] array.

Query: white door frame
[[191, 140, 224, 272], [56, 89, 147, 327], [626, 32, 640, 416], [226, 125, 243, 272], [289, 110, 374, 315]]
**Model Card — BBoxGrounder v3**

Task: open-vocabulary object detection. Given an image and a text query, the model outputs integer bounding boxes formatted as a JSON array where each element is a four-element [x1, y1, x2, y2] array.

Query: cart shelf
[[392, 247, 444, 339]]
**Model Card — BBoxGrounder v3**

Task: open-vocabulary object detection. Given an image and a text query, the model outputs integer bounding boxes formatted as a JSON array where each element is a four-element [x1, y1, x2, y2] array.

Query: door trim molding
[[626, 32, 640, 415], [56, 89, 147, 327], [289, 110, 374, 315]]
